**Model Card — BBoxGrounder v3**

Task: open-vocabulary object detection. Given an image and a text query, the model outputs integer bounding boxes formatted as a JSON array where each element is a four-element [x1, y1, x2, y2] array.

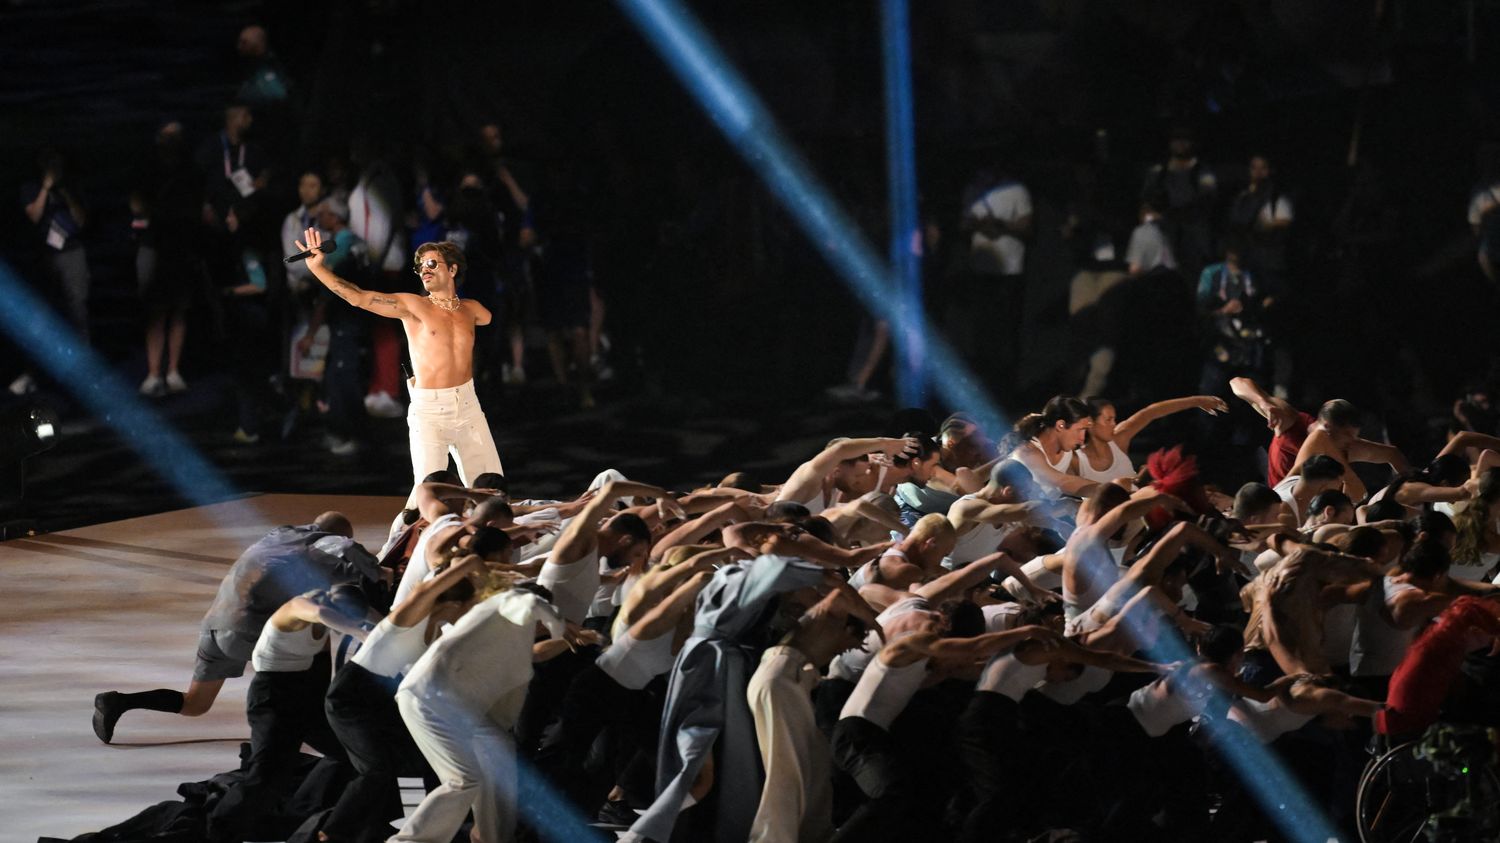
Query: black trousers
[[955, 692, 1027, 843], [829, 716, 918, 843], [322, 662, 432, 841], [209, 653, 346, 843], [534, 663, 664, 813]]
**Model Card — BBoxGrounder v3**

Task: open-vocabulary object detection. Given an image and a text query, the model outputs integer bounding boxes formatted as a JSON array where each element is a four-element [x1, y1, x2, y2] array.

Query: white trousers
[[406, 379, 503, 498], [392, 689, 517, 843], [747, 646, 832, 843]]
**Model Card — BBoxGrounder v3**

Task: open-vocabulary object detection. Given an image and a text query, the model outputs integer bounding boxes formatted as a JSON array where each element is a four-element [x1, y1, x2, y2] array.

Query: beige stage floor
[[0, 493, 406, 842]]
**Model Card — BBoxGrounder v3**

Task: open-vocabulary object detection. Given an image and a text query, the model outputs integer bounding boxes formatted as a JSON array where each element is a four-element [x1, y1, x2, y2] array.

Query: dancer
[[296, 228, 503, 494]]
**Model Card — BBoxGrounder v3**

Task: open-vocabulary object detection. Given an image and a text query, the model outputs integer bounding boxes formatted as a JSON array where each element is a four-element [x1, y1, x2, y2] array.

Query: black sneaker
[[593, 799, 636, 828], [93, 691, 123, 744]]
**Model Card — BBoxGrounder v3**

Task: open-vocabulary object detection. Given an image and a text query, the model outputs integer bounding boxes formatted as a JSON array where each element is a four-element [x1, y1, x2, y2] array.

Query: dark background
[[3, 0, 1499, 530]]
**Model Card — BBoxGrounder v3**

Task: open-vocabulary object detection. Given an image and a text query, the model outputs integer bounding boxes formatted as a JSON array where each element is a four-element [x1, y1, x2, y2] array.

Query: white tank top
[[827, 597, 930, 682], [1228, 695, 1313, 744], [252, 622, 328, 672], [1272, 475, 1299, 512], [976, 651, 1047, 702], [1125, 674, 1203, 737], [1000, 555, 1063, 603], [537, 546, 601, 625], [1350, 576, 1419, 677], [849, 547, 909, 590], [1079, 441, 1135, 484], [596, 627, 676, 690], [950, 495, 1016, 566], [394, 513, 464, 605], [982, 602, 1023, 632], [1026, 440, 1074, 498], [839, 653, 929, 730], [1037, 663, 1112, 705], [352, 616, 430, 679]]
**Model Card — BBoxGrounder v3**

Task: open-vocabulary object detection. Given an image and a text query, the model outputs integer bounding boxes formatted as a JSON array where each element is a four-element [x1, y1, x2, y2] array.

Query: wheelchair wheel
[[1356, 739, 1500, 843]]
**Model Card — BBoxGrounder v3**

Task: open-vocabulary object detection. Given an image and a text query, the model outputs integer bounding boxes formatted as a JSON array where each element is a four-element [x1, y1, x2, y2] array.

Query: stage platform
[[0, 493, 406, 842]]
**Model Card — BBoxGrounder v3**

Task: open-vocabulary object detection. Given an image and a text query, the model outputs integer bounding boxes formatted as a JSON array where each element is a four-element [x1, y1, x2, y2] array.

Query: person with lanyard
[[296, 229, 505, 499]]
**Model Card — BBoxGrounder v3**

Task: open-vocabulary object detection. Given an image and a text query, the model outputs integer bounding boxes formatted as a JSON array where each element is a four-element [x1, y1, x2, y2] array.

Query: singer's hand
[[294, 227, 327, 271]]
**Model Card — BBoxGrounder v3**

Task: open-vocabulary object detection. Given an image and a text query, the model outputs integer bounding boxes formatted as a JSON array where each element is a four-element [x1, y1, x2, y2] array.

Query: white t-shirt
[[967, 181, 1032, 276], [537, 546, 601, 625], [1257, 195, 1294, 226], [1125, 220, 1176, 273]]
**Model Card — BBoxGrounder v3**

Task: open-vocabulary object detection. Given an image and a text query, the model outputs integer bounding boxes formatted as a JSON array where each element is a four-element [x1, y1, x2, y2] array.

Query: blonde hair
[[1454, 468, 1500, 564], [661, 543, 718, 568], [909, 512, 956, 547], [474, 569, 522, 602]]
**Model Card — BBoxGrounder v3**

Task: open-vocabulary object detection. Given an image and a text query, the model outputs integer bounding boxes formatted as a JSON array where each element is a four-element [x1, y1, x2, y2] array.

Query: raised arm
[[551, 479, 671, 567], [388, 554, 484, 628], [1229, 376, 1299, 436], [1345, 438, 1410, 475], [297, 227, 416, 319], [412, 482, 494, 523], [1113, 395, 1228, 449], [1439, 431, 1500, 460], [915, 553, 1009, 604], [629, 570, 713, 640], [780, 437, 919, 504], [650, 502, 742, 564]]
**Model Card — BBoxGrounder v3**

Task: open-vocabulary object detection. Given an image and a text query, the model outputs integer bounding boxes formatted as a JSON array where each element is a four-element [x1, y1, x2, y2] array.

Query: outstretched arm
[[388, 554, 485, 628], [780, 437, 919, 505], [298, 227, 416, 319], [1113, 395, 1228, 450], [1229, 376, 1299, 436]]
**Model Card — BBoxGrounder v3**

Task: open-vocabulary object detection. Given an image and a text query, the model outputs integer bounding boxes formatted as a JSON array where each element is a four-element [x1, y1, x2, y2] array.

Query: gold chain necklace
[[428, 294, 462, 312]]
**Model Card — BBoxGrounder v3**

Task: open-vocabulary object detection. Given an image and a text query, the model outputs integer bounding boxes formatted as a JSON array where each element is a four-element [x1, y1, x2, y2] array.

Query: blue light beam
[[618, 0, 1004, 435], [881, 0, 927, 407], [616, 3, 1341, 841], [0, 257, 239, 509]]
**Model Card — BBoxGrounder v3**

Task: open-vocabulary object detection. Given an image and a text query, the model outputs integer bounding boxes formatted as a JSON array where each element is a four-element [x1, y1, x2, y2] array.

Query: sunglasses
[[414, 258, 443, 272]]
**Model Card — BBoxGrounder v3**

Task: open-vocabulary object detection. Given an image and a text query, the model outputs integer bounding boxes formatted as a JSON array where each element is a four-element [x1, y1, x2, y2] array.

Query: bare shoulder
[[463, 298, 493, 325]]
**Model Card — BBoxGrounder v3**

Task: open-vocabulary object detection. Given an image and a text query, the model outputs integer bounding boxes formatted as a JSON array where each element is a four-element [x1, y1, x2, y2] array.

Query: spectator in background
[[307, 196, 371, 456], [13, 148, 91, 395], [958, 160, 1032, 390], [1227, 154, 1294, 394], [234, 24, 294, 162], [476, 123, 537, 387], [134, 122, 204, 397], [235, 25, 290, 105], [1125, 199, 1177, 277], [1077, 200, 1179, 396], [281, 171, 324, 295], [1197, 240, 1272, 397], [1142, 126, 1216, 279], [348, 141, 407, 419], [197, 104, 271, 303]]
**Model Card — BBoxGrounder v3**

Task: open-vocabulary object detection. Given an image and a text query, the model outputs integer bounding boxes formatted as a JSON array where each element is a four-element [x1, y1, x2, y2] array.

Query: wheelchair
[[1356, 722, 1500, 843]]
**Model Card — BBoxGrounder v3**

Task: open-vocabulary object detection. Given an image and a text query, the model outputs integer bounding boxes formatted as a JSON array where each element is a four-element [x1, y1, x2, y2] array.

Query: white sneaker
[[364, 391, 403, 418], [165, 372, 188, 394], [328, 436, 361, 456], [139, 375, 165, 397], [8, 373, 36, 395]]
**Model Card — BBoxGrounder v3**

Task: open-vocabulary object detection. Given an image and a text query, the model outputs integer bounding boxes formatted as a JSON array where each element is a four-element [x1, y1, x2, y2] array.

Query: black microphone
[[284, 241, 337, 263]]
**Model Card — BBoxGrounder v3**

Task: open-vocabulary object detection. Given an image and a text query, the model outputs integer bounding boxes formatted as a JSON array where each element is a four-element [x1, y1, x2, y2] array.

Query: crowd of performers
[[90, 376, 1500, 843]]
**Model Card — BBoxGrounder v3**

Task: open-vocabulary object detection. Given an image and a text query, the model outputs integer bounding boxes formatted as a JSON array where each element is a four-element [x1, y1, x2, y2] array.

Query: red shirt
[[1267, 412, 1314, 487]]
